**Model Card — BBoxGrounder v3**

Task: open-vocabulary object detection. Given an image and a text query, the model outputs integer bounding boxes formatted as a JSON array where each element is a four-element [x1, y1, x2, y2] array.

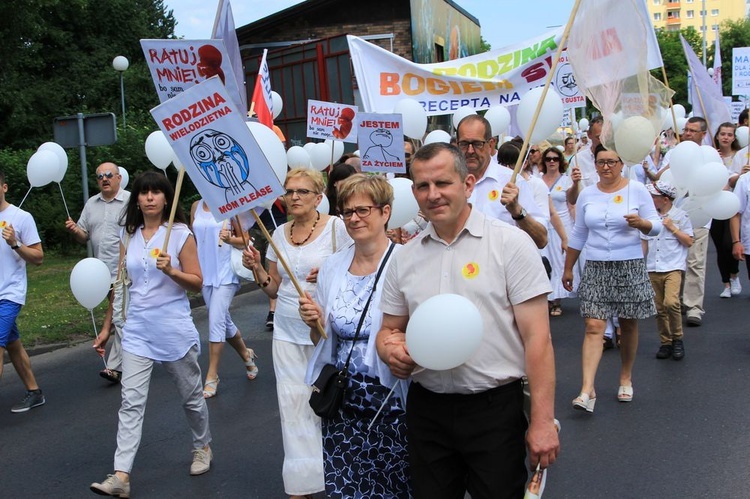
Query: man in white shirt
[[567, 116, 604, 204], [456, 115, 547, 248], [0, 170, 46, 413], [65, 162, 130, 382]]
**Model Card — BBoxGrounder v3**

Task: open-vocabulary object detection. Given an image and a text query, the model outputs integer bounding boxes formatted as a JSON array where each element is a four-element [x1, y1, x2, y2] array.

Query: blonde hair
[[285, 168, 325, 194], [336, 174, 393, 213]]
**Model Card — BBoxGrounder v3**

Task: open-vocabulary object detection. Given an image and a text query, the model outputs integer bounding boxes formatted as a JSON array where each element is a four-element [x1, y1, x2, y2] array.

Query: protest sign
[[150, 76, 284, 221], [357, 113, 406, 174], [732, 47, 750, 96], [141, 39, 245, 112], [306, 99, 359, 143], [554, 51, 586, 109]]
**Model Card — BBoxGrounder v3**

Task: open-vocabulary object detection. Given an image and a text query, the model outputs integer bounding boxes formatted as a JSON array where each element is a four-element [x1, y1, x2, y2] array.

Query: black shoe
[[265, 311, 274, 330], [686, 315, 702, 327], [603, 337, 614, 351], [11, 389, 45, 413], [672, 339, 685, 360], [656, 344, 673, 359]]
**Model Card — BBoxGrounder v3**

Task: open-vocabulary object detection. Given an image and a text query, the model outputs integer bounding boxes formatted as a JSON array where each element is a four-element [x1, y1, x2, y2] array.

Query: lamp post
[[112, 56, 129, 128]]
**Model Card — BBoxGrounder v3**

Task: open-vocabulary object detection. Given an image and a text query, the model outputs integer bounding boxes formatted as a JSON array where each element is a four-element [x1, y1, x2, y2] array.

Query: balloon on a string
[[673, 104, 686, 119], [287, 146, 311, 169], [484, 106, 511, 137], [736, 126, 749, 148], [424, 130, 452, 145], [324, 139, 345, 162], [702, 191, 740, 220], [393, 99, 427, 139], [316, 194, 330, 215], [700, 145, 722, 165], [517, 87, 564, 143], [119, 167, 129, 190], [687, 205, 712, 227], [613, 116, 655, 164], [38, 142, 68, 183], [246, 121, 288, 183], [452, 106, 476, 129], [676, 117, 688, 134], [688, 161, 728, 197], [406, 294, 483, 371], [310, 142, 332, 171], [70, 258, 112, 310], [667, 141, 701, 188], [578, 118, 589, 132], [27, 150, 59, 187], [387, 178, 419, 228], [271, 91, 283, 119], [145, 131, 173, 170], [172, 153, 183, 171]]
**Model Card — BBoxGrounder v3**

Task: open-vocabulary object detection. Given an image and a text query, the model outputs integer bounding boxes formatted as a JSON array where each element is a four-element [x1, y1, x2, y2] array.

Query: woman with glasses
[[242, 168, 350, 499], [298, 174, 410, 498], [541, 147, 577, 316], [562, 146, 661, 412]]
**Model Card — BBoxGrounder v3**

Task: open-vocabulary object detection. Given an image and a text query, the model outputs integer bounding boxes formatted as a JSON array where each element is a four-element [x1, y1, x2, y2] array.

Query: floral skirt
[[578, 259, 656, 319]]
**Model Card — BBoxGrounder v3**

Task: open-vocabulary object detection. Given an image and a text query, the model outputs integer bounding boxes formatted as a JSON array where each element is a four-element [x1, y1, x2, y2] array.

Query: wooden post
[[161, 168, 185, 253]]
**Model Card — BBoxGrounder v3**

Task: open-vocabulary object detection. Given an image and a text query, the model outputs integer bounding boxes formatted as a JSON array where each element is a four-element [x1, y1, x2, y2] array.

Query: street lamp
[[112, 56, 129, 128]]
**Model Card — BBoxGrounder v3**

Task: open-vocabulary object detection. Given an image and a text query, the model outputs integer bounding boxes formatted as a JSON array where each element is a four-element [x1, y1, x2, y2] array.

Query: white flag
[[213, 0, 247, 116]]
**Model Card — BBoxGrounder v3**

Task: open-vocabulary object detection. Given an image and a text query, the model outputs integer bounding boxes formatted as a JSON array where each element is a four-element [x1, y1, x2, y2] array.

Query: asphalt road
[[2, 246, 750, 498]]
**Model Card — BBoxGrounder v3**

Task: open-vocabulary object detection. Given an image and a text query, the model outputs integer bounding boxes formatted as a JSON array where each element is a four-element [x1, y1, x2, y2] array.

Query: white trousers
[[114, 345, 211, 473], [202, 284, 240, 343]]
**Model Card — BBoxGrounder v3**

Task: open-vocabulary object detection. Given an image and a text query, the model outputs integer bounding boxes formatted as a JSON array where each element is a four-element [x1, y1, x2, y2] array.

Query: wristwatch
[[11, 242, 20, 250], [511, 208, 527, 221]]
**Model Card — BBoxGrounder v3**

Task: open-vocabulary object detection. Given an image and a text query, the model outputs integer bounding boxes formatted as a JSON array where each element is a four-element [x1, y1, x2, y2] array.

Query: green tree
[[479, 36, 491, 53], [708, 18, 750, 98], [653, 27, 702, 112]]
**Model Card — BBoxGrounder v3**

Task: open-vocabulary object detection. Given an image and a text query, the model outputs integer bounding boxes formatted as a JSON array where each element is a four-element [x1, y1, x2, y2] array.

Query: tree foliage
[[708, 18, 750, 98], [652, 27, 702, 112]]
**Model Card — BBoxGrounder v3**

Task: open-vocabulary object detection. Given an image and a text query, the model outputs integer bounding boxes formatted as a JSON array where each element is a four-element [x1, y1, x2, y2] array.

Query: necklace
[[290, 212, 320, 246]]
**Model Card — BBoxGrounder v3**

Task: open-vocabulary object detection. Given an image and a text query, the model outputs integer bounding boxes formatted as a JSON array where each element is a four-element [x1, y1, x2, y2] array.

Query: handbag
[[309, 242, 395, 419]]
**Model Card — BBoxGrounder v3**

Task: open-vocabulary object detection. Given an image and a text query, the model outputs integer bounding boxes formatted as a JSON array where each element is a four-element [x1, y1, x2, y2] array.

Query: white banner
[[348, 30, 589, 116], [141, 39, 244, 113], [357, 113, 406, 174], [150, 77, 284, 221], [732, 47, 750, 96], [306, 99, 359, 143]]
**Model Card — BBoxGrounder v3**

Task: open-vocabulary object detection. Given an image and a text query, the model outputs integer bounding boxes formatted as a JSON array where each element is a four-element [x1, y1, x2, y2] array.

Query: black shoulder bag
[[309, 243, 395, 419]]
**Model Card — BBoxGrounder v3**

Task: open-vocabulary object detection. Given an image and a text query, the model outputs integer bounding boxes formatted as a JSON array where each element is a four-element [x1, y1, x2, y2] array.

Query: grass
[[19, 249, 109, 347]]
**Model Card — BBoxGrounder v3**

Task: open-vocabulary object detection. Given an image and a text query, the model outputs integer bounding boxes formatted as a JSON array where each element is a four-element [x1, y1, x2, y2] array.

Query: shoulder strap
[[331, 216, 337, 253]]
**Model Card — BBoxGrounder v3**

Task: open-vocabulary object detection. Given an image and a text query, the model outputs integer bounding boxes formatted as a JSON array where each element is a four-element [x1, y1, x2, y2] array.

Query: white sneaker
[[720, 287, 732, 298], [731, 277, 742, 296]]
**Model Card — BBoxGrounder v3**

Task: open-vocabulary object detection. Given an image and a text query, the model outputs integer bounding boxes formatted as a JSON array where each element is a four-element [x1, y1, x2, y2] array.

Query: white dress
[[544, 175, 579, 300]]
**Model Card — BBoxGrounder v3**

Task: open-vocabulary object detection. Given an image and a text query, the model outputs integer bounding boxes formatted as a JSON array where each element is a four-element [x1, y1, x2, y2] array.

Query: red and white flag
[[212, 0, 247, 116], [250, 49, 274, 128]]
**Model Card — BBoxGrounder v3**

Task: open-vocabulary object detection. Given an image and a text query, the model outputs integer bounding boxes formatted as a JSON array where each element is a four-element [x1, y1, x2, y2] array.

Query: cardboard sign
[[357, 113, 406, 174], [306, 99, 358, 143], [141, 39, 244, 112], [150, 77, 284, 221], [732, 47, 750, 96]]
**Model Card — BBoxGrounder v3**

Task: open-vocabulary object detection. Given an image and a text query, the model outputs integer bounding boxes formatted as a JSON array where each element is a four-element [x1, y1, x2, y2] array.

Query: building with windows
[[646, 0, 747, 43]]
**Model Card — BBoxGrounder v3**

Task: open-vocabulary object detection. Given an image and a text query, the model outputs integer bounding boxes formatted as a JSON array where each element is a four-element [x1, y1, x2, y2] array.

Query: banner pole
[[234, 214, 260, 282], [161, 168, 185, 253], [660, 66, 681, 144]]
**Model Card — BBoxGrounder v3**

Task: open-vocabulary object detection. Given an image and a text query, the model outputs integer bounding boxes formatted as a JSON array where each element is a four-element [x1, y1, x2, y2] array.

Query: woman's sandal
[[617, 385, 633, 403], [550, 305, 562, 316], [203, 377, 219, 399], [572, 392, 596, 413], [245, 349, 259, 380]]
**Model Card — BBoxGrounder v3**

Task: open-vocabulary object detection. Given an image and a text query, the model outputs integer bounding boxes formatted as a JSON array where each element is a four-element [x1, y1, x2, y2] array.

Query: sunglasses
[[529, 149, 540, 153], [544, 157, 560, 162], [96, 172, 115, 180]]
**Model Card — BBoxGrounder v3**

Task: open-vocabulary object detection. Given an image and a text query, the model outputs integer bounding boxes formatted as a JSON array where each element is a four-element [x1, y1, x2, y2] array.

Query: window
[[686, 0, 693, 3], [653, 0, 660, 4], [711, 8, 719, 16], [686, 10, 694, 18], [654, 12, 662, 20]]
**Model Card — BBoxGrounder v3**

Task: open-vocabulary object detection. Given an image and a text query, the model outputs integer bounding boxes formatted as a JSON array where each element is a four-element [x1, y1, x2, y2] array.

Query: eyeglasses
[[284, 189, 316, 197], [457, 140, 488, 152], [404, 152, 412, 158], [96, 172, 115, 180], [529, 149, 540, 154], [594, 159, 621, 167], [544, 157, 560, 162], [341, 205, 382, 220]]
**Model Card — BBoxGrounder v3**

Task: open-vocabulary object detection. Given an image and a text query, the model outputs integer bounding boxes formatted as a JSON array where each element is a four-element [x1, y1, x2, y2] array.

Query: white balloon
[[700, 145, 722, 165], [310, 142, 332, 171], [352, 150, 360, 157], [393, 99, 427, 139], [702, 191, 740, 220], [27, 150, 59, 187], [271, 91, 283, 119], [673, 104, 686, 119], [579, 118, 589, 131], [484, 106, 511, 137], [38, 142, 68, 183], [145, 131, 173, 170], [119, 167, 129, 190], [736, 126, 749, 148], [424, 130, 452, 145], [608, 111, 624, 132], [247, 121, 288, 183], [614, 116, 656, 164], [688, 206, 712, 227], [324, 139, 345, 163], [688, 161, 729, 197], [287, 146, 311, 169], [676, 117, 688, 134], [172, 153, 184, 171], [452, 106, 476, 129], [70, 258, 112, 310], [388, 177, 419, 228], [668, 141, 702, 187], [659, 169, 674, 186], [517, 87, 565, 143], [316, 194, 330, 215], [303, 142, 317, 154], [406, 294, 483, 371]]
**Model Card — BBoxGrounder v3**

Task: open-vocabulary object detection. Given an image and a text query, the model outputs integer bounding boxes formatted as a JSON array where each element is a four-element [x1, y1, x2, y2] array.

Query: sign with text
[[150, 77, 283, 221], [306, 100, 358, 143], [141, 39, 244, 112], [357, 113, 406, 174], [732, 47, 750, 96]]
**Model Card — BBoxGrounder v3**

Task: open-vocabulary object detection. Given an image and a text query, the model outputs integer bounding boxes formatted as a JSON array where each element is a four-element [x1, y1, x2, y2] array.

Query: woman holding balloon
[[242, 167, 350, 499], [91, 172, 211, 497], [563, 146, 661, 411], [298, 174, 410, 498]]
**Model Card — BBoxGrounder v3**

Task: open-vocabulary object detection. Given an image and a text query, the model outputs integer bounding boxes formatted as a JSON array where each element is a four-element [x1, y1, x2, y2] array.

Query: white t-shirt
[[192, 200, 237, 288], [0, 204, 41, 305], [469, 159, 544, 226], [641, 206, 693, 272]]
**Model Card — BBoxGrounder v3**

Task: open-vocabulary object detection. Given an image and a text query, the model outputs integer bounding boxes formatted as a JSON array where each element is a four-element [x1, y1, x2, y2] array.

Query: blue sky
[[166, 0, 575, 50]]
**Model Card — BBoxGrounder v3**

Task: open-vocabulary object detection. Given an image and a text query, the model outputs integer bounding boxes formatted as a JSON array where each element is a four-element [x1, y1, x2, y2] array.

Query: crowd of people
[[1, 104, 748, 498]]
